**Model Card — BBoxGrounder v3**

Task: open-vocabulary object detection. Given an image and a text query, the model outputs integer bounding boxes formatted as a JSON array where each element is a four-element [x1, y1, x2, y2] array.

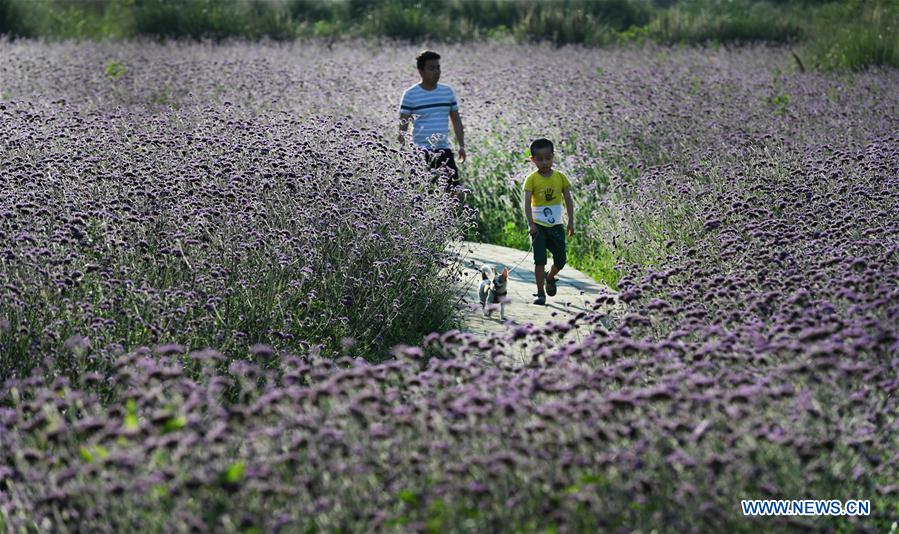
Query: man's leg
[[444, 151, 466, 205], [436, 150, 461, 193], [425, 150, 451, 189], [443, 149, 459, 183], [421, 149, 439, 193], [433, 149, 467, 207]]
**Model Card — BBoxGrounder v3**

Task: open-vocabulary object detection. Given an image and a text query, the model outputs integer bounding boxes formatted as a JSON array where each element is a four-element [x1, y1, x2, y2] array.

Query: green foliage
[[647, 0, 804, 44], [105, 60, 127, 80], [161, 414, 187, 433], [79, 444, 110, 463], [499, 220, 531, 250], [397, 488, 420, 506], [0, 0, 896, 70], [130, 0, 295, 40], [368, 0, 435, 41], [124, 398, 139, 431], [566, 237, 621, 289], [514, 7, 618, 46], [8, 0, 134, 39], [221, 460, 246, 485], [805, 0, 899, 70], [769, 91, 791, 114], [446, 0, 522, 29], [287, 0, 344, 22], [150, 85, 180, 108]]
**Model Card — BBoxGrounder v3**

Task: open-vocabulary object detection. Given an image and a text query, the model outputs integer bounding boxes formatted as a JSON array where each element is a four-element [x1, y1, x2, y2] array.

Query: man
[[398, 50, 466, 190]]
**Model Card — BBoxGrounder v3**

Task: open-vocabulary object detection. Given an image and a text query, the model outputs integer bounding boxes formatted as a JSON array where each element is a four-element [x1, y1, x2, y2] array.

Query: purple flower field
[[1, 40, 898, 531]]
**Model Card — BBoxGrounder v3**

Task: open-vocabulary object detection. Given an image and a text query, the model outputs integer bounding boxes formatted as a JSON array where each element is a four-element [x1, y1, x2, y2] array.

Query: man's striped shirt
[[399, 83, 459, 150]]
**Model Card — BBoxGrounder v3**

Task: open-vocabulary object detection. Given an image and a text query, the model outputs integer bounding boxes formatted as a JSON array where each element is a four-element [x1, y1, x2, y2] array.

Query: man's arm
[[524, 190, 536, 236], [449, 110, 465, 162], [563, 187, 575, 236], [398, 113, 412, 144]]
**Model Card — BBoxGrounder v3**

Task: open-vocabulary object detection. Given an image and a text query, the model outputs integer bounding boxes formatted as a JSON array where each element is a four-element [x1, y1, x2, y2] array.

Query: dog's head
[[492, 267, 509, 290]]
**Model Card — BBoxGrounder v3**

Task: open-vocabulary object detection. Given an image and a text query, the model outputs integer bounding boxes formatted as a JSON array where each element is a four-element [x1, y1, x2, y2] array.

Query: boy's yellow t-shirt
[[523, 169, 570, 227]]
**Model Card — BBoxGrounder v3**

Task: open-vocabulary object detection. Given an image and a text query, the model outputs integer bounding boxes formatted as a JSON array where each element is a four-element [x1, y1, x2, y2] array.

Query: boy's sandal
[[546, 277, 557, 297], [532, 293, 546, 306]]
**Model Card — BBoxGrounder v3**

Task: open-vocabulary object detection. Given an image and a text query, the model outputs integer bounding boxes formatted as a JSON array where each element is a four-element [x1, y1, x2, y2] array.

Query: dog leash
[[506, 241, 534, 275]]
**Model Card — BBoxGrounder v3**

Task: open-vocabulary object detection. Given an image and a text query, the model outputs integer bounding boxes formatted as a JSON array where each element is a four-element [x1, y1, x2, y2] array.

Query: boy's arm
[[449, 110, 465, 162], [563, 187, 575, 236], [523, 190, 536, 236]]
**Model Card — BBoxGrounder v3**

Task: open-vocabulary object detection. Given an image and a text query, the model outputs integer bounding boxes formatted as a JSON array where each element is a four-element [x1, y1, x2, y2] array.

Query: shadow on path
[[448, 241, 617, 338]]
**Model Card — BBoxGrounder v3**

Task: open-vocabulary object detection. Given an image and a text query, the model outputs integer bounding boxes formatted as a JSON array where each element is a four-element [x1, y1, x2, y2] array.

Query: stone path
[[448, 241, 617, 338]]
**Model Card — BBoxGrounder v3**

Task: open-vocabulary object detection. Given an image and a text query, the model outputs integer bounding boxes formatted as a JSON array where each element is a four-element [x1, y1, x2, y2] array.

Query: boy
[[397, 50, 466, 190], [522, 138, 575, 305]]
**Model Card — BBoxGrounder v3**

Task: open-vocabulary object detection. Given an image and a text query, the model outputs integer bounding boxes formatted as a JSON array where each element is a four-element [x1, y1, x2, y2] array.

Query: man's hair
[[530, 138, 554, 155], [416, 50, 441, 70]]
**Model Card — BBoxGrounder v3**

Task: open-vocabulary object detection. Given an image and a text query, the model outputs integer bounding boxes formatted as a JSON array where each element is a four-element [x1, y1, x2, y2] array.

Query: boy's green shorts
[[532, 224, 566, 268]]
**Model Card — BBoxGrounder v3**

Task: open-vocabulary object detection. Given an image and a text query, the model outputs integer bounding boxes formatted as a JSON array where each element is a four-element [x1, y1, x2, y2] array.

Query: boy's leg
[[532, 226, 548, 305], [545, 226, 566, 297], [547, 263, 561, 282], [533, 264, 546, 305], [545, 264, 559, 297], [535, 264, 546, 293]]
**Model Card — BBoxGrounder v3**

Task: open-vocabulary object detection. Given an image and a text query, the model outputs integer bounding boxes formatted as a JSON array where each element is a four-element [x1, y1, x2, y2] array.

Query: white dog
[[478, 264, 509, 320]]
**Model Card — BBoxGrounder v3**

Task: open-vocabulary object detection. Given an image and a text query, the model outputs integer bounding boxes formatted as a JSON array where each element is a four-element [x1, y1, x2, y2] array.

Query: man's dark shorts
[[422, 148, 460, 187], [532, 223, 566, 268]]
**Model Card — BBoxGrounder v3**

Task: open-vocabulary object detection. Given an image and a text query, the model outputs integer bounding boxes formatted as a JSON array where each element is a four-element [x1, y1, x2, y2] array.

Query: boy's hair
[[530, 138, 554, 155], [416, 50, 441, 70]]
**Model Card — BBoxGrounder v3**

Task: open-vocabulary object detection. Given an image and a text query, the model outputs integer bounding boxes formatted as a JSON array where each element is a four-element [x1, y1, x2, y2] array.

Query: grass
[[805, 0, 899, 71], [645, 0, 805, 45], [0, 0, 896, 70], [2, 216, 465, 377], [0, 113, 471, 376], [462, 133, 699, 290]]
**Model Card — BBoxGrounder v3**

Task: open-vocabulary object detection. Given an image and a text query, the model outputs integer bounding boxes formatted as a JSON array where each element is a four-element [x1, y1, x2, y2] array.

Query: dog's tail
[[480, 264, 494, 280]]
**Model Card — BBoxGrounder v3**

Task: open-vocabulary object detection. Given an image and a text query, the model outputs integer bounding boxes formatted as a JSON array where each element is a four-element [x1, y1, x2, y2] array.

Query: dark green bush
[[0, 0, 28, 36]]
